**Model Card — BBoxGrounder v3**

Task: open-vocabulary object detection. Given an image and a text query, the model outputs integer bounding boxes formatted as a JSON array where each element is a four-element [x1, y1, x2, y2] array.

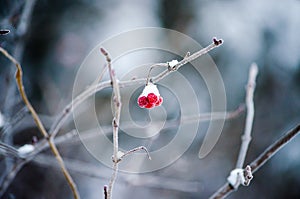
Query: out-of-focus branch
[[0, 97, 242, 196], [54, 105, 245, 147], [209, 124, 300, 199], [1, 106, 243, 155], [0, 47, 80, 199], [0, 141, 20, 158], [1, 0, 37, 189], [0, 160, 27, 196], [33, 154, 201, 193], [3, 0, 37, 115], [236, 63, 258, 168], [0, 98, 241, 197]]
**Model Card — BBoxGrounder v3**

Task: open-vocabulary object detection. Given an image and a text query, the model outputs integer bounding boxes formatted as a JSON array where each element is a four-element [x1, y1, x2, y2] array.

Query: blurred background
[[0, 0, 300, 198]]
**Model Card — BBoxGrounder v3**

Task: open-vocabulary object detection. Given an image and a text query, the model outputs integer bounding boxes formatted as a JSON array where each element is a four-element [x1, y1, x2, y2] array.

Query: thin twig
[[0, 47, 80, 199], [0, 38, 223, 196], [100, 48, 122, 199], [6, 106, 244, 157], [250, 124, 300, 172], [2, 0, 37, 187], [104, 186, 108, 199], [3, 0, 37, 115], [150, 38, 223, 84], [236, 63, 258, 168], [146, 63, 168, 85], [0, 160, 27, 196], [0, 105, 242, 195], [92, 62, 108, 85], [181, 104, 245, 124], [209, 124, 300, 199], [1, 106, 29, 135], [39, 106, 246, 154], [33, 154, 201, 193], [0, 141, 20, 158], [50, 106, 245, 150], [49, 38, 223, 139], [120, 146, 151, 161]]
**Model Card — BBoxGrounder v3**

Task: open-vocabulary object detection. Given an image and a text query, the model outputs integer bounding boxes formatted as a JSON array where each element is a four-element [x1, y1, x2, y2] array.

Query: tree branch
[[49, 38, 223, 139], [0, 37, 223, 197], [209, 123, 300, 199], [100, 48, 122, 199], [236, 63, 258, 168], [0, 47, 80, 199]]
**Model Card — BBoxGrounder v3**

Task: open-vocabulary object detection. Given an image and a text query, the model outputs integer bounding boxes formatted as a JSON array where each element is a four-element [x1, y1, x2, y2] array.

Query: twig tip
[[104, 185, 108, 199], [213, 37, 223, 46], [100, 47, 108, 56], [250, 63, 259, 76]]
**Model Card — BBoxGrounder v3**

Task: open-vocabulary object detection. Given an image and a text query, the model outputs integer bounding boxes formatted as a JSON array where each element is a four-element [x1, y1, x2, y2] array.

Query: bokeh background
[[1, 0, 300, 198]]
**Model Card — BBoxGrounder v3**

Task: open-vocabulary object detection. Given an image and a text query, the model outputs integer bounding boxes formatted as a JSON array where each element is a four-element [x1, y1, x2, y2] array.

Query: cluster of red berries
[[137, 83, 163, 109]]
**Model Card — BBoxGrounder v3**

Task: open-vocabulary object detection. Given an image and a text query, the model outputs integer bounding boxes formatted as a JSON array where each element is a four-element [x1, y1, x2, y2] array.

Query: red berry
[[155, 96, 163, 106], [138, 96, 148, 107], [145, 102, 155, 109], [147, 93, 158, 104]]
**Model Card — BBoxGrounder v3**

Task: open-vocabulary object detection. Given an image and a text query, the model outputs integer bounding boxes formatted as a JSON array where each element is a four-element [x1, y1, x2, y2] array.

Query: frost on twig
[[236, 63, 258, 169], [209, 64, 258, 199], [227, 165, 253, 189], [100, 47, 122, 199], [112, 146, 152, 163], [167, 59, 179, 71], [17, 144, 35, 158], [120, 146, 151, 160], [209, 124, 300, 199]]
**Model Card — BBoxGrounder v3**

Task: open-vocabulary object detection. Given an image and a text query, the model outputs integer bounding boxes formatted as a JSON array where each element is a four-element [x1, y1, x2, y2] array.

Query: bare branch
[[0, 141, 20, 158], [0, 104, 242, 196], [0, 38, 223, 197], [47, 107, 245, 154], [119, 146, 151, 161], [236, 63, 258, 168], [0, 47, 80, 199], [49, 38, 223, 139], [0, 160, 27, 196], [146, 63, 168, 84], [100, 48, 122, 199], [209, 123, 300, 199], [33, 154, 201, 193], [250, 124, 300, 172]]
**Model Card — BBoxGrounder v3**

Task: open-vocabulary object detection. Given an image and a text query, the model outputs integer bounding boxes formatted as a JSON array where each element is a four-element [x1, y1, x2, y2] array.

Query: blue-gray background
[[0, 0, 300, 198]]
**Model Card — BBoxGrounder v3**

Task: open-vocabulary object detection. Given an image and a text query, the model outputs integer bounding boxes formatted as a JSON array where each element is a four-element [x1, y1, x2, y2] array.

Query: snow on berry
[[137, 83, 163, 109]]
